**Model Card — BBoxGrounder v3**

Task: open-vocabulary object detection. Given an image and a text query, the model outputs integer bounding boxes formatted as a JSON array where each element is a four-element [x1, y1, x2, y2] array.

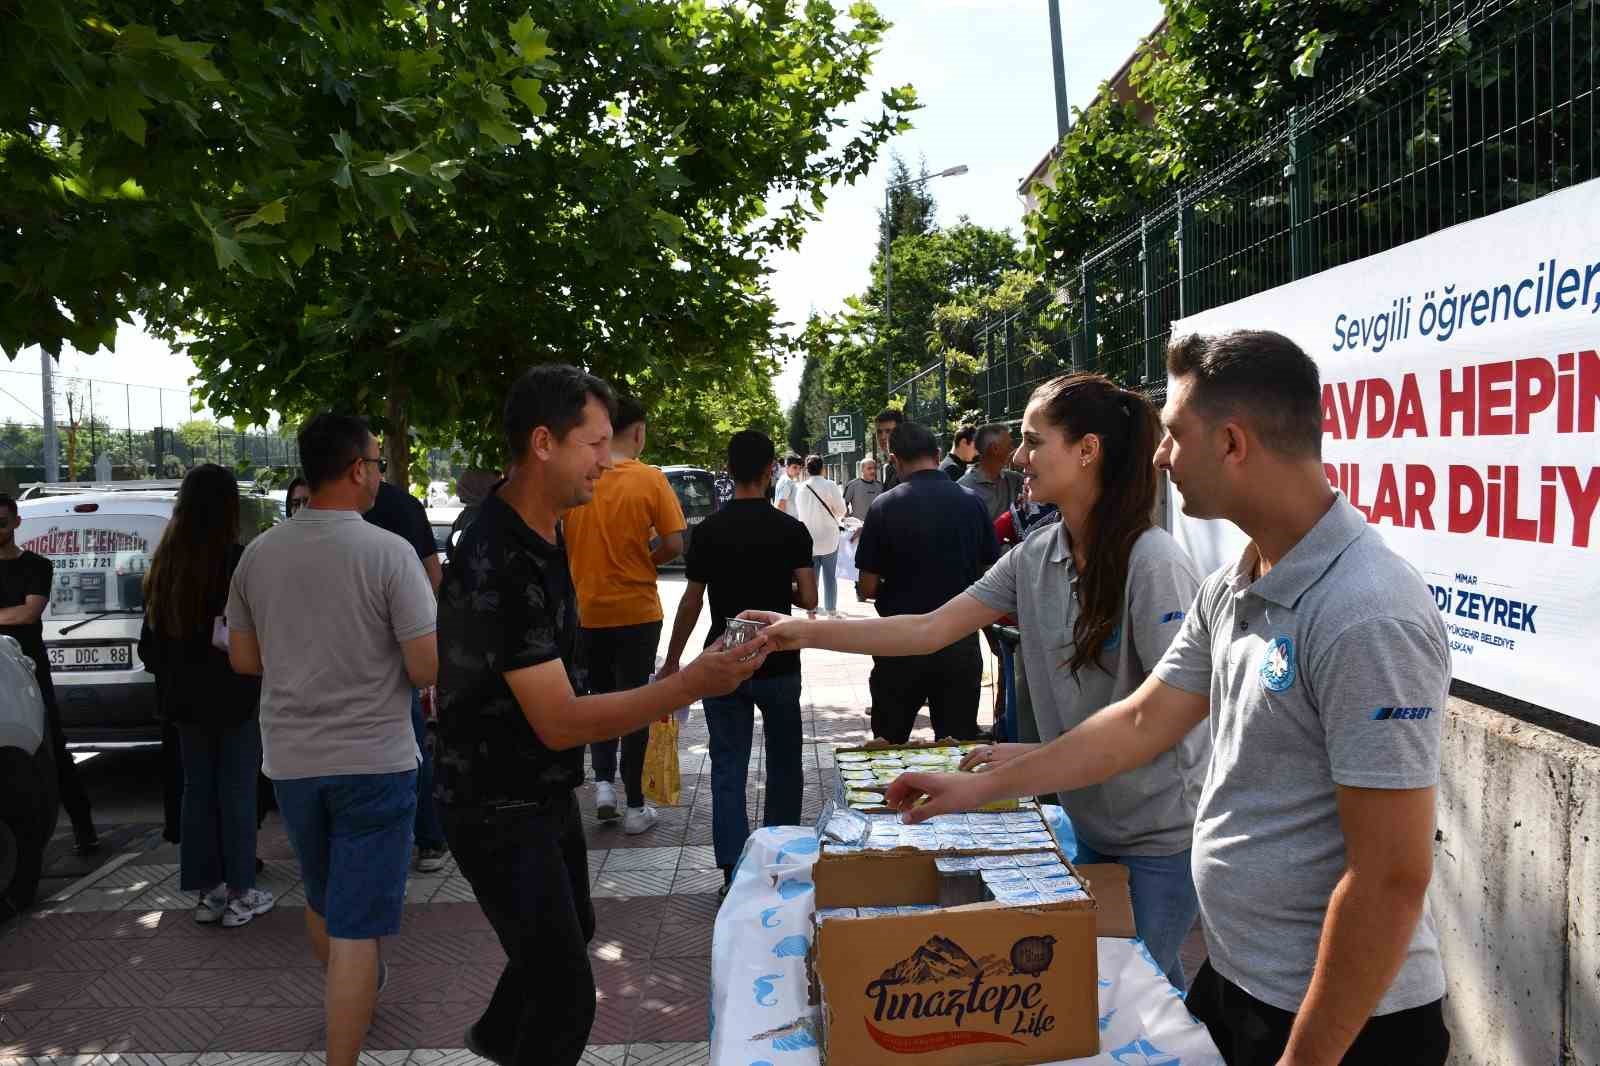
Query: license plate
[[48, 643, 133, 672]]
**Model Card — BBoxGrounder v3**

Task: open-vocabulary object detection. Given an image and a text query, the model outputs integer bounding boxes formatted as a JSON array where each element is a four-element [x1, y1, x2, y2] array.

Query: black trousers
[[583, 621, 661, 807], [31, 654, 94, 833], [444, 794, 596, 1066], [869, 633, 982, 743], [1187, 961, 1450, 1066]]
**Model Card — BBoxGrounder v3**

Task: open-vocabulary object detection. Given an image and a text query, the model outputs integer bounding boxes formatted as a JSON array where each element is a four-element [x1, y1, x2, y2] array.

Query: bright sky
[[1, 0, 1163, 428]]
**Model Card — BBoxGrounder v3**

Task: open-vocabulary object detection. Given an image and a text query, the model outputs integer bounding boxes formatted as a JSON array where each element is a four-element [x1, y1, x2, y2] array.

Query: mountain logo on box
[[862, 934, 1058, 1051]]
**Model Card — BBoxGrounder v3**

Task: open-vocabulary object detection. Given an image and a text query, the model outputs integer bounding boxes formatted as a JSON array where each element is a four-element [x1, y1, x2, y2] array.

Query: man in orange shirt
[[564, 394, 687, 833]]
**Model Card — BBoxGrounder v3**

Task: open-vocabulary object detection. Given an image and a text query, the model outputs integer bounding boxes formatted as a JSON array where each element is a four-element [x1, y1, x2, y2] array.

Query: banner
[[1169, 178, 1600, 725]]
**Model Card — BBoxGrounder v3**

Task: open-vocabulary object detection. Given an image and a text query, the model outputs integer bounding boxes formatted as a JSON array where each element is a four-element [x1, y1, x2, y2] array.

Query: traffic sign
[[827, 412, 859, 448]]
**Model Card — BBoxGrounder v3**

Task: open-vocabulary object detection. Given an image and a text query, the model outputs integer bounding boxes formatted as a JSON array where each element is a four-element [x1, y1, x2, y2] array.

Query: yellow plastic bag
[[642, 715, 681, 807]]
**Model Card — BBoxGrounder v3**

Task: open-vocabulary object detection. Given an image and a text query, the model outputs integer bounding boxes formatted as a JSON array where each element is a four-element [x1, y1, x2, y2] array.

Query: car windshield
[[671, 474, 717, 519], [20, 514, 166, 620]]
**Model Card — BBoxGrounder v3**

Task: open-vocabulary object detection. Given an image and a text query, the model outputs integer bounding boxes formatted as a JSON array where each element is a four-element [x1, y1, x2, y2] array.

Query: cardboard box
[[811, 843, 1106, 1064], [1076, 862, 1136, 939], [814, 901, 1100, 1065]]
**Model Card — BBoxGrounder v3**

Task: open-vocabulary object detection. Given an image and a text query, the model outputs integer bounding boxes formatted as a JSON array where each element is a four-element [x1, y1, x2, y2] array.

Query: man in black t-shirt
[[0, 494, 98, 852], [362, 477, 447, 873], [433, 366, 769, 1066], [854, 422, 1000, 743], [660, 430, 817, 892]]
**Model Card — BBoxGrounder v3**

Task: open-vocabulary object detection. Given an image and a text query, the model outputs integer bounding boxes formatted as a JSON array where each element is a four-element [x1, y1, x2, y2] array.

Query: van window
[[21, 515, 167, 620], [669, 473, 717, 520], [239, 496, 285, 542]]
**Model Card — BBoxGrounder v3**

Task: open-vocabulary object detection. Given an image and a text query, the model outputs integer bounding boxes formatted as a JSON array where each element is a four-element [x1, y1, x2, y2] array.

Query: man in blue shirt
[[854, 421, 999, 742]]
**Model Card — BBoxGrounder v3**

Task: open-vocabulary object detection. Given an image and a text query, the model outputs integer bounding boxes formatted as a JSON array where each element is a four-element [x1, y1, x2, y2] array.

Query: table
[[710, 825, 1224, 1065]]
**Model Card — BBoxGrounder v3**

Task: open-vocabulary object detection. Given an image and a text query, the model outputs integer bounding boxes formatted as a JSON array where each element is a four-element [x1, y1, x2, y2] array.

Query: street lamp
[[883, 164, 968, 401]]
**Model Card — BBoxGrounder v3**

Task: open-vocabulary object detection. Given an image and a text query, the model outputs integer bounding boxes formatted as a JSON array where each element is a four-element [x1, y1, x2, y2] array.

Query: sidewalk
[[0, 578, 948, 1065]]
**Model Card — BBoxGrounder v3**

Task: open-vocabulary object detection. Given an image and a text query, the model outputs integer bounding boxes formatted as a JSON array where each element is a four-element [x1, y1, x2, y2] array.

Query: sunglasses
[[352, 456, 388, 474]]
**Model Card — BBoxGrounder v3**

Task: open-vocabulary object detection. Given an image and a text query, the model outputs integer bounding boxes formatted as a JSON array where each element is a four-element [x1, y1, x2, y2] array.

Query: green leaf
[[511, 77, 547, 118], [210, 230, 247, 272], [479, 118, 522, 146], [104, 90, 148, 145], [237, 199, 289, 230], [508, 15, 552, 63]]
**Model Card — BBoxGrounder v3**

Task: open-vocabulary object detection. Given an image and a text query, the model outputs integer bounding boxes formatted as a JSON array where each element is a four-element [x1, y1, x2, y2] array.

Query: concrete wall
[[1432, 696, 1600, 1064]]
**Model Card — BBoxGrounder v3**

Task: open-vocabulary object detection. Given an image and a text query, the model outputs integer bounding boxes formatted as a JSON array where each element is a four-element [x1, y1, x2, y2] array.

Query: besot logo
[[1259, 635, 1297, 692]]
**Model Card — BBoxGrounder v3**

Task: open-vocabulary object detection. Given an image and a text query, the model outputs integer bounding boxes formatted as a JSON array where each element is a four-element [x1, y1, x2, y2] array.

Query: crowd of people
[[0, 327, 1452, 1066]]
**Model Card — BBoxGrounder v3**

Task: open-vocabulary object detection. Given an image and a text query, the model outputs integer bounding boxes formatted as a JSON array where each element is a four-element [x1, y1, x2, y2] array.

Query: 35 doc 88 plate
[[47, 643, 133, 671]]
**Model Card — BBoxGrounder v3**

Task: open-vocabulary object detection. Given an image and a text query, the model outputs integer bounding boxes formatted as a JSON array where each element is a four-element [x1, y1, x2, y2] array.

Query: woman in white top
[[745, 374, 1208, 989], [793, 454, 846, 616]]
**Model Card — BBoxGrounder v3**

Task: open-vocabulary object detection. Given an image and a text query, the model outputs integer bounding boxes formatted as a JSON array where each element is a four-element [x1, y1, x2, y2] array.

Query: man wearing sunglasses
[[227, 416, 438, 1066]]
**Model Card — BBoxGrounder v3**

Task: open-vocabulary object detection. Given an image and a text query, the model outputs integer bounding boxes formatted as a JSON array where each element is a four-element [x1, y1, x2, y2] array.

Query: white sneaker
[[595, 781, 620, 822], [221, 887, 276, 928], [623, 805, 658, 835], [194, 885, 228, 924]]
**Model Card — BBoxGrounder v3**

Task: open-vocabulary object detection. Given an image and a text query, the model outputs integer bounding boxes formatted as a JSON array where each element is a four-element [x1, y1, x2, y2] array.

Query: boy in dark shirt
[[0, 494, 98, 852], [659, 430, 818, 891]]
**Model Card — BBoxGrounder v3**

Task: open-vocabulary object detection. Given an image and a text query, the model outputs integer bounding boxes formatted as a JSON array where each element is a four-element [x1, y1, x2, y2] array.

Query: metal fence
[[961, 0, 1596, 424], [0, 369, 296, 482]]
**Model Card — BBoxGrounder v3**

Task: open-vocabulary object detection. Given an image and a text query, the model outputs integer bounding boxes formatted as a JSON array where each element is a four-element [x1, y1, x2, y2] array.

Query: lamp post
[[883, 163, 968, 401]]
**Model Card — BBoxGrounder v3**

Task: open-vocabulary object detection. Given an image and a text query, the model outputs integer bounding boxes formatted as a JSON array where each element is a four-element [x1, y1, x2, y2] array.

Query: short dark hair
[[889, 421, 938, 463], [297, 414, 371, 491], [804, 455, 823, 476], [952, 425, 976, 447], [0, 492, 15, 516], [875, 408, 905, 428], [1166, 331, 1323, 457], [612, 394, 647, 435], [974, 423, 1011, 453], [504, 364, 617, 459], [728, 430, 776, 485], [783, 453, 803, 468]]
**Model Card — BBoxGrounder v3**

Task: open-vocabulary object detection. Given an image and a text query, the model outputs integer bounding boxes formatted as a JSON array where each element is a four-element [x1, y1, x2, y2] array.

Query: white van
[[13, 485, 284, 748]]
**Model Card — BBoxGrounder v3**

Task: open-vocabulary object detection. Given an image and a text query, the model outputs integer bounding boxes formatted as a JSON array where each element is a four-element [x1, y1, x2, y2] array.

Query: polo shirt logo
[[1371, 706, 1434, 721], [1159, 610, 1185, 624], [1259, 635, 1297, 692]]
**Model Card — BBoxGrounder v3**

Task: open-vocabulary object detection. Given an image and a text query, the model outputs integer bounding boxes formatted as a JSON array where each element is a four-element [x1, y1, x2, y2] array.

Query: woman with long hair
[[745, 373, 1209, 988], [285, 476, 311, 517], [139, 464, 275, 928]]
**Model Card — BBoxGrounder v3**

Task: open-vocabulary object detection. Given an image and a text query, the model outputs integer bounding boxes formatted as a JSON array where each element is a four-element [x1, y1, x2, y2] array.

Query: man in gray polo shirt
[[888, 330, 1451, 1066], [957, 423, 1024, 522], [228, 414, 438, 1066]]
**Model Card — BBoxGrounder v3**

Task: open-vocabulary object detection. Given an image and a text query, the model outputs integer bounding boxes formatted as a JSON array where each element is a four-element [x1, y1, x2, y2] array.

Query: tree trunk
[[385, 356, 411, 487]]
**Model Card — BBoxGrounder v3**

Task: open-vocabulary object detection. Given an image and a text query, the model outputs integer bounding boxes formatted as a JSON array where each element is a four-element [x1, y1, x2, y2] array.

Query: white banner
[[1169, 178, 1600, 725]]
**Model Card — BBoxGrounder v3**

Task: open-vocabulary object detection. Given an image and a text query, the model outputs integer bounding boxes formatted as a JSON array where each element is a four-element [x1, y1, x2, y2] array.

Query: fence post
[[1140, 215, 1158, 385], [1287, 105, 1311, 280], [936, 354, 948, 441], [1078, 263, 1097, 371], [1175, 193, 1194, 318]]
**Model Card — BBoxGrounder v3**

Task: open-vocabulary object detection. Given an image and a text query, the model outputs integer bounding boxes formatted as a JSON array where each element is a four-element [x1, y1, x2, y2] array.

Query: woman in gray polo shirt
[[747, 372, 1208, 989]]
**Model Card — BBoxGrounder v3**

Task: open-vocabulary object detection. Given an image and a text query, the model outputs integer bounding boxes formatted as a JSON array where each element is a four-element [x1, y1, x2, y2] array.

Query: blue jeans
[[812, 552, 838, 612], [177, 719, 262, 893], [704, 673, 804, 870], [411, 692, 446, 850], [1073, 840, 1199, 991], [274, 770, 417, 939]]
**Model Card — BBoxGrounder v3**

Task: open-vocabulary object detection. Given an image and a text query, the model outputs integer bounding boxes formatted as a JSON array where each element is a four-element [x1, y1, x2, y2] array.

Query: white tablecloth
[[710, 825, 1223, 1065]]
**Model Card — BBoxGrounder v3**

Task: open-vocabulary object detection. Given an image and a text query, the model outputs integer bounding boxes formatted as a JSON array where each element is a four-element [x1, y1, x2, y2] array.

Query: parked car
[[657, 465, 720, 567], [0, 635, 59, 911], [426, 504, 463, 565], [13, 487, 284, 748]]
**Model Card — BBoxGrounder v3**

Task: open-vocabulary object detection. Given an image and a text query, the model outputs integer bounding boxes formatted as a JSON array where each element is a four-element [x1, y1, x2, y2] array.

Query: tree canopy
[[5, 1, 915, 480]]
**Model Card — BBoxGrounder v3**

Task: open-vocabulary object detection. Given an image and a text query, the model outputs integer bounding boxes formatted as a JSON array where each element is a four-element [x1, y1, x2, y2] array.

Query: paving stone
[[601, 848, 680, 872], [624, 1042, 709, 1066], [591, 870, 673, 898]]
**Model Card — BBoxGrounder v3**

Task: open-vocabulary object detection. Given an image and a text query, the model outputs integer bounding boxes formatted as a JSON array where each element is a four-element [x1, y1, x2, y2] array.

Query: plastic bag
[[835, 525, 860, 583], [642, 715, 681, 806]]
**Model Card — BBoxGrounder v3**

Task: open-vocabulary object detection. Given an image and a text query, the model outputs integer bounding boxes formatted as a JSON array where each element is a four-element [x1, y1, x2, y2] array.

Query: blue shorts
[[273, 770, 417, 940]]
